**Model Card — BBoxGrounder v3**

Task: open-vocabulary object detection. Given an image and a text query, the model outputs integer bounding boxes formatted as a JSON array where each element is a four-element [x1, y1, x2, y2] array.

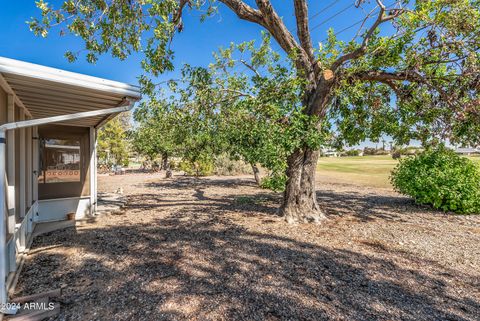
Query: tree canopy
[[97, 112, 131, 167], [30, 0, 480, 222]]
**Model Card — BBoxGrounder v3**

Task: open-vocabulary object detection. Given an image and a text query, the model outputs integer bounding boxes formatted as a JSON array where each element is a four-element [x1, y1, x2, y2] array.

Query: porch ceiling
[[0, 56, 141, 127]]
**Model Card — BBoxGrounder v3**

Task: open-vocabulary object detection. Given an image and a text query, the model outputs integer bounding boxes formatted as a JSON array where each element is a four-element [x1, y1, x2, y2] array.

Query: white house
[[321, 148, 338, 157], [455, 147, 480, 156], [0, 57, 141, 313]]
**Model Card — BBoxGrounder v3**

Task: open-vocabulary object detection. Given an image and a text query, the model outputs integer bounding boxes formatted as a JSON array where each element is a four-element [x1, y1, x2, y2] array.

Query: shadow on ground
[[144, 176, 428, 222], [15, 176, 480, 321]]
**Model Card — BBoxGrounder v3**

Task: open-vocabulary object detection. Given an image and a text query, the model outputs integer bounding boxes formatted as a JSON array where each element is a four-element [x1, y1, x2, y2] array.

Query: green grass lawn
[[317, 155, 480, 189], [317, 155, 397, 189]]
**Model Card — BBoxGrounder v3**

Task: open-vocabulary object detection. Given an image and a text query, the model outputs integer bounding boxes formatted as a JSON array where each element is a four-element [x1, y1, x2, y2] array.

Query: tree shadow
[[316, 188, 423, 222], [15, 176, 479, 320], [144, 175, 258, 190], [15, 209, 480, 321], [143, 176, 433, 223]]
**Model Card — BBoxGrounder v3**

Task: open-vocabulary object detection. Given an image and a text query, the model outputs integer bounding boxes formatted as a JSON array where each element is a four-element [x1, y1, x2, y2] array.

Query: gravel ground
[[13, 171, 480, 321]]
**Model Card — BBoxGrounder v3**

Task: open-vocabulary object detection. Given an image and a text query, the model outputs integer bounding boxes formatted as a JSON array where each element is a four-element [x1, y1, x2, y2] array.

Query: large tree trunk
[[279, 147, 326, 224], [278, 69, 334, 223]]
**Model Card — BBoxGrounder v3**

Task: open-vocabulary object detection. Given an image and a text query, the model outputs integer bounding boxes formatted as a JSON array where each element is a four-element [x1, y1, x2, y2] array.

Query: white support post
[[94, 128, 98, 213], [19, 112, 26, 219], [6, 95, 15, 235], [0, 129, 8, 309], [89, 127, 96, 215], [28, 127, 38, 236], [32, 127, 38, 205], [26, 126, 32, 208], [18, 117, 27, 254]]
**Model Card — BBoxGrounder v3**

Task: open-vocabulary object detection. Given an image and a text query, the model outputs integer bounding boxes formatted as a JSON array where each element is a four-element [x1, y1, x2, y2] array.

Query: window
[[39, 138, 81, 183]]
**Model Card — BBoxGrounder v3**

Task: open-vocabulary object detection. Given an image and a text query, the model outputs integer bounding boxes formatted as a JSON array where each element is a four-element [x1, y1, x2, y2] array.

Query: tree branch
[[293, 0, 315, 65], [252, 0, 313, 74], [173, 1, 313, 76], [220, 0, 264, 24], [331, 0, 402, 71], [173, 0, 190, 25], [352, 70, 456, 107], [239, 59, 261, 77]]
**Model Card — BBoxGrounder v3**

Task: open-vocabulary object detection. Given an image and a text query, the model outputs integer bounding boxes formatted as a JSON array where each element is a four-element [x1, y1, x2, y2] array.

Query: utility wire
[[319, 18, 365, 43], [317, 2, 397, 43], [310, 0, 341, 21], [311, 3, 355, 31]]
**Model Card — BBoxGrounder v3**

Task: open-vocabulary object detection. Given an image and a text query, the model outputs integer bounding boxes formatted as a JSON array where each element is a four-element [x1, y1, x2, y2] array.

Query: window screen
[[39, 138, 81, 183]]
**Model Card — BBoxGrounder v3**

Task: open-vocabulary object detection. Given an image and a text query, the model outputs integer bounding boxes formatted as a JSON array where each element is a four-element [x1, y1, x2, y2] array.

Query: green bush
[[178, 159, 214, 176], [391, 150, 402, 160], [213, 154, 252, 176], [391, 147, 480, 214], [345, 149, 360, 156]]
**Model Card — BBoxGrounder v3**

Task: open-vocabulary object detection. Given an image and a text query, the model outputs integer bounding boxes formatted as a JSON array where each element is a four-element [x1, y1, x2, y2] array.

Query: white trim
[[0, 56, 141, 99], [0, 104, 133, 131], [6, 203, 36, 297], [38, 196, 91, 203], [37, 197, 91, 222]]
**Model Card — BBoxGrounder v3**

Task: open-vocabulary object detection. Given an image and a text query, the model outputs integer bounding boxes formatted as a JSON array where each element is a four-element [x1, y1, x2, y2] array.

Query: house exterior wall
[[0, 56, 139, 311], [0, 85, 38, 299], [1, 86, 98, 301]]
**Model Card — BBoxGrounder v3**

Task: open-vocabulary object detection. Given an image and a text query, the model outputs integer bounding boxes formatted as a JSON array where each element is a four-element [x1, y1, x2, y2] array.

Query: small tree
[[133, 92, 225, 174], [132, 99, 178, 168], [97, 113, 131, 167]]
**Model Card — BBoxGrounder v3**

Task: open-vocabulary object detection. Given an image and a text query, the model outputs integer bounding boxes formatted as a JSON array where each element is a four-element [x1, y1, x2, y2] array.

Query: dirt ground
[[13, 171, 480, 321]]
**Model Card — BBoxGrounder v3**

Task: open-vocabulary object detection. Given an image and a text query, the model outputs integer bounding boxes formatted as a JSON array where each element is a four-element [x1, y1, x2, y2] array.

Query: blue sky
[[0, 1, 383, 84], [0, 0, 398, 148]]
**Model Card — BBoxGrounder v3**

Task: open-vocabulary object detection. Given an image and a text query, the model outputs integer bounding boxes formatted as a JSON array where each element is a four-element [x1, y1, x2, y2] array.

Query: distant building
[[321, 149, 338, 157], [455, 148, 480, 156]]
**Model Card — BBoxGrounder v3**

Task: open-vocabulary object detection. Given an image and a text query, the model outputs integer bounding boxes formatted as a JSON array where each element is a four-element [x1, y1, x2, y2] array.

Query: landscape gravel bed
[[13, 172, 480, 320]]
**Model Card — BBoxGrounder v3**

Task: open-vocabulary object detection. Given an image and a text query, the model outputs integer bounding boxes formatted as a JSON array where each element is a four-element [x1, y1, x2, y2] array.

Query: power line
[[311, 3, 355, 31], [317, 2, 398, 43], [310, 0, 341, 21], [319, 18, 365, 43]]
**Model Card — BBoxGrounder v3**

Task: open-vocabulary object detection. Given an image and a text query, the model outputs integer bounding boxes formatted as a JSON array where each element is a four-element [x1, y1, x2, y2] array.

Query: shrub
[[345, 149, 360, 156], [178, 159, 214, 176], [213, 154, 252, 176], [363, 147, 376, 155], [169, 160, 178, 170], [391, 147, 480, 214], [391, 150, 402, 159]]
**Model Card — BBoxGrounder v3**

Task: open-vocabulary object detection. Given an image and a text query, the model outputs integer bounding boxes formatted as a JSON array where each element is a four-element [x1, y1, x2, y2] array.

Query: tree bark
[[162, 152, 173, 178], [161, 152, 169, 170], [279, 147, 326, 223], [251, 163, 261, 185], [279, 75, 333, 224]]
